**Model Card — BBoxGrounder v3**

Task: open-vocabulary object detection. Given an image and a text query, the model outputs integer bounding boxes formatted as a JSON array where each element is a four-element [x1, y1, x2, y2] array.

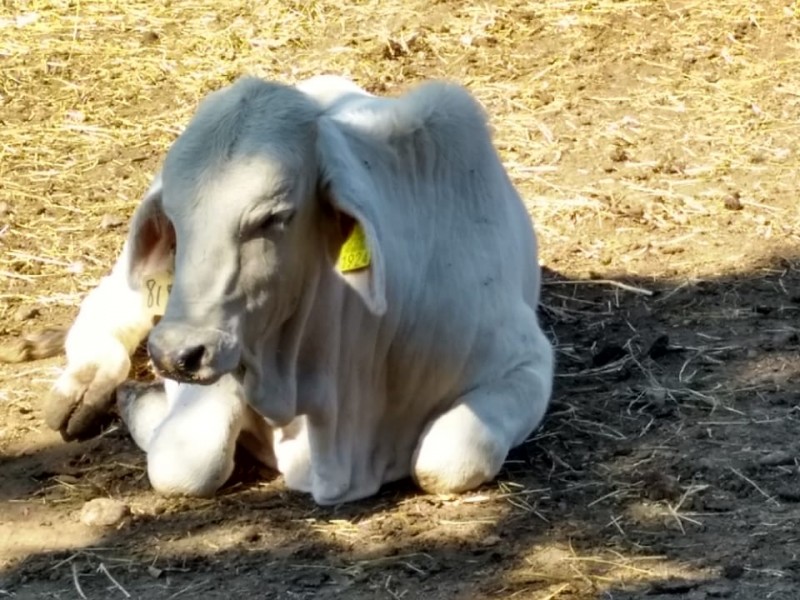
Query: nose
[[148, 322, 241, 384], [148, 337, 210, 382], [174, 344, 207, 374]]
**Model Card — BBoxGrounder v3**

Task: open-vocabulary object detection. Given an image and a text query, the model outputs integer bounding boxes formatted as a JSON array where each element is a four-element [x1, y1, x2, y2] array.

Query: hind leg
[[273, 417, 313, 494], [412, 347, 553, 494], [238, 404, 278, 471]]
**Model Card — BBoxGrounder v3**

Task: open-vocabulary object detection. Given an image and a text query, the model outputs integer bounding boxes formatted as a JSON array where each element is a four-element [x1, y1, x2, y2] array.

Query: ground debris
[[647, 334, 671, 360], [591, 343, 626, 367], [0, 327, 66, 363], [100, 213, 126, 229], [648, 579, 700, 595], [776, 483, 800, 503], [704, 582, 733, 597], [14, 305, 40, 322], [79, 498, 130, 527], [723, 193, 743, 211], [756, 450, 796, 467]]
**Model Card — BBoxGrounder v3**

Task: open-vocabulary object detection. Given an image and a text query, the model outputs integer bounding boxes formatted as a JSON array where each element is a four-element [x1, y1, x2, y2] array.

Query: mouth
[[148, 361, 227, 386], [233, 362, 248, 383]]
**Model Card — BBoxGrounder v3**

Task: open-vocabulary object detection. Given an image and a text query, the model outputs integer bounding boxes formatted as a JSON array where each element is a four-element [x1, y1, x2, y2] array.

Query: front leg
[[45, 246, 158, 441], [46, 175, 172, 441]]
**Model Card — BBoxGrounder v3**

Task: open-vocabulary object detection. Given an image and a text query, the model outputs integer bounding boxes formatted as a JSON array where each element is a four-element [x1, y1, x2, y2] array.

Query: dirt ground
[[2, 0, 800, 598]]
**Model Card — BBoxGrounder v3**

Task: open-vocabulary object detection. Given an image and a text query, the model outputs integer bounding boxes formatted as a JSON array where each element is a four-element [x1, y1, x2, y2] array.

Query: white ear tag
[[142, 272, 173, 317]]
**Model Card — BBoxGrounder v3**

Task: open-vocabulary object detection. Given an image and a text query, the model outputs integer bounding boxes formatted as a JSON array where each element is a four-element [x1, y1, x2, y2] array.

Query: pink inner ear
[[131, 211, 176, 282], [320, 189, 358, 262], [337, 211, 356, 243]]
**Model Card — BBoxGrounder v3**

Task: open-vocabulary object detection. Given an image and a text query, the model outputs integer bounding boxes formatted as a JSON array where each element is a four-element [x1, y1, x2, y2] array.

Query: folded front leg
[[45, 175, 173, 441], [45, 246, 157, 440]]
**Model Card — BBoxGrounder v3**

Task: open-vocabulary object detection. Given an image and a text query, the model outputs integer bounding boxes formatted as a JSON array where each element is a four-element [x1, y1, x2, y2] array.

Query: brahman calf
[[44, 75, 555, 505]]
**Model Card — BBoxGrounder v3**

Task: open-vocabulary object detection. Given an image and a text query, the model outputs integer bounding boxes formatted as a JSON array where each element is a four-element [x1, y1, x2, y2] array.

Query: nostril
[[175, 344, 206, 374]]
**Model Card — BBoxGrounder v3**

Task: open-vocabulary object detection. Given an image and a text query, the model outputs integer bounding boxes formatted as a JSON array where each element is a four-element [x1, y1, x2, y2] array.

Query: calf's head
[[125, 78, 387, 384]]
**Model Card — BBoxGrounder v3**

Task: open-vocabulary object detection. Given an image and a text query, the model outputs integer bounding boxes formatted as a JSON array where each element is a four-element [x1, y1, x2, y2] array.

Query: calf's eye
[[252, 209, 295, 235]]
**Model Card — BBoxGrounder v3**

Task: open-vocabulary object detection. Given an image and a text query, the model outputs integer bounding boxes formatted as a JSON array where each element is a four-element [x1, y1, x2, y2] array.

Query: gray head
[[127, 77, 387, 384]]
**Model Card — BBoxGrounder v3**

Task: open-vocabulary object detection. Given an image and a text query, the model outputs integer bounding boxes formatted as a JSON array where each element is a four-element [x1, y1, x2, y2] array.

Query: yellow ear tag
[[336, 224, 371, 272], [142, 272, 173, 317]]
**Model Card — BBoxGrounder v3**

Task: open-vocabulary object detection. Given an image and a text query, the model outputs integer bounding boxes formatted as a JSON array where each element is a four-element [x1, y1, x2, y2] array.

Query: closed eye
[[257, 210, 294, 231], [243, 207, 296, 239]]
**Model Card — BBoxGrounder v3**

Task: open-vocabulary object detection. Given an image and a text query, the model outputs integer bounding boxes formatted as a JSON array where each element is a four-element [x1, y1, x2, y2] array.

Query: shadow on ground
[[2, 255, 800, 600]]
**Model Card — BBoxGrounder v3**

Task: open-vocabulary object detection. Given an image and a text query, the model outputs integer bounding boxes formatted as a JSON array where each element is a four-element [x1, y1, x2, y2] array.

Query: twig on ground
[[71, 563, 89, 600], [166, 579, 211, 600], [540, 583, 571, 600], [97, 563, 132, 598], [542, 279, 654, 296], [728, 467, 780, 506]]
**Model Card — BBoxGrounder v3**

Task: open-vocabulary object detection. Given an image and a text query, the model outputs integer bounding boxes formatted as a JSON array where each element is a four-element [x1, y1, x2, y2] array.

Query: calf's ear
[[316, 119, 387, 316], [125, 173, 175, 288]]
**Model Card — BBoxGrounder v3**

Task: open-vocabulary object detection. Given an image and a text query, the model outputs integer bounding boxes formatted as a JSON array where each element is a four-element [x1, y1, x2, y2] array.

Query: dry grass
[[3, 0, 800, 598], [3, 1, 800, 301]]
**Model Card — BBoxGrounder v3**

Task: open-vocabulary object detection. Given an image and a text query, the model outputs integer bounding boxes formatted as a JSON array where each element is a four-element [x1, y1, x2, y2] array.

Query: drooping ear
[[125, 173, 175, 286], [316, 119, 387, 316]]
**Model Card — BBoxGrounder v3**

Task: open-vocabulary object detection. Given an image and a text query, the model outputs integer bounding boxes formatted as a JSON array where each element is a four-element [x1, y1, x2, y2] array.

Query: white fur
[[143, 378, 244, 497], [295, 74, 373, 108], [48, 75, 554, 502]]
